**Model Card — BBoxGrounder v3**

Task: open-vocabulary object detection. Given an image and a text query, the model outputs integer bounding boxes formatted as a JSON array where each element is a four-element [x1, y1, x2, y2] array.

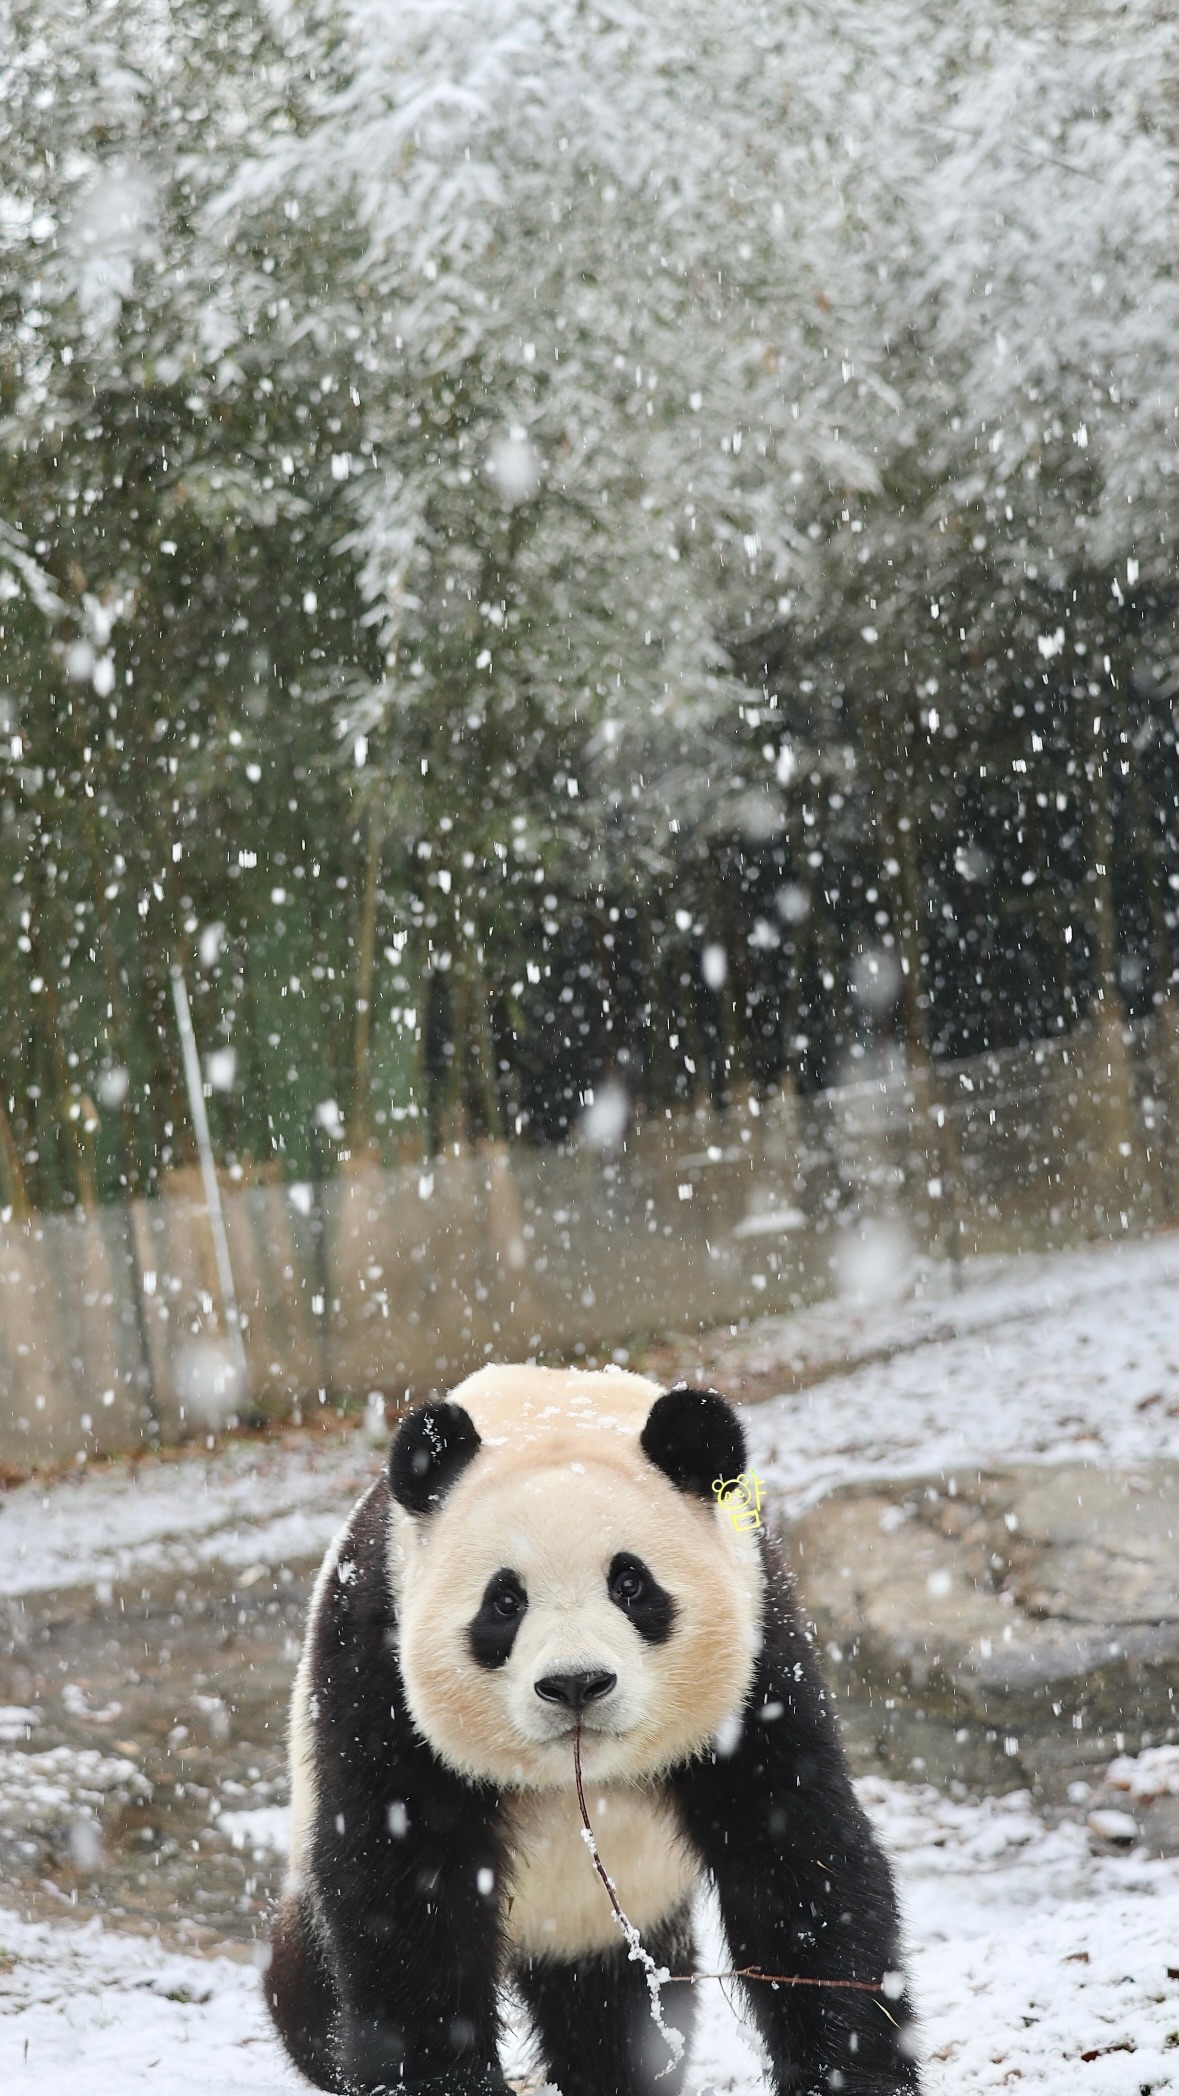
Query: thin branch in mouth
[[572, 1720, 684, 2072], [570, 1723, 890, 2002]]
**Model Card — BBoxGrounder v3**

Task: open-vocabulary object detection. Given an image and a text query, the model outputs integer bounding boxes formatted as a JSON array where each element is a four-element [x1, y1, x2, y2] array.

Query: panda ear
[[640, 1385, 747, 1502], [389, 1400, 481, 1514]]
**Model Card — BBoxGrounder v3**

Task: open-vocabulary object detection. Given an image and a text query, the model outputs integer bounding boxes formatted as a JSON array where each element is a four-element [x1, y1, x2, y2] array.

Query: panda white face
[[392, 1447, 762, 1792]]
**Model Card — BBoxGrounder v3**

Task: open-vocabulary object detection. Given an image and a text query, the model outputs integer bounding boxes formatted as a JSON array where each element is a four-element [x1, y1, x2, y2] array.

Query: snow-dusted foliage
[[1, 0, 1177, 1184], [207, 0, 1179, 810], [8, 0, 1176, 759]]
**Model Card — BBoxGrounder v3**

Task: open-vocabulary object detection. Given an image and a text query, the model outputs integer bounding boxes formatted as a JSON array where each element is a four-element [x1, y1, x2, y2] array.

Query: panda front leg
[[267, 1886, 343, 2091], [282, 1472, 513, 2096], [672, 1553, 920, 2094], [311, 1778, 512, 2096], [514, 1902, 698, 2096]]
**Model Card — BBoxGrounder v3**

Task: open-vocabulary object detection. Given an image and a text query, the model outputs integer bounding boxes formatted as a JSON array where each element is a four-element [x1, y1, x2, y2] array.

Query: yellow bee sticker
[[711, 1470, 765, 1533]]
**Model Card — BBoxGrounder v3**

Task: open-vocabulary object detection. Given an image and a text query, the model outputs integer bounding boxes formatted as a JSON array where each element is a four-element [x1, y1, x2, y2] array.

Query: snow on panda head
[[387, 1364, 764, 1791]]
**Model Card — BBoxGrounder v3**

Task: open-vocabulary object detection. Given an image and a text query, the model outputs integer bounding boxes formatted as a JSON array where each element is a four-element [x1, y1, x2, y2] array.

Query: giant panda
[[266, 1365, 919, 2096]]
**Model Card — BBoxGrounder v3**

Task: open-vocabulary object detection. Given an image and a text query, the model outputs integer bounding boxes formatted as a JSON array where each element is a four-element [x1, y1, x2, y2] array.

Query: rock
[[1105, 1744, 1179, 1801], [1086, 1807, 1139, 1843], [779, 1461, 1179, 1832]]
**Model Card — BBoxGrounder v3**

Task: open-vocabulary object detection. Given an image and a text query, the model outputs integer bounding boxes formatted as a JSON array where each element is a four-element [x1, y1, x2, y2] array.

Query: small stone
[[1086, 1807, 1139, 1844]]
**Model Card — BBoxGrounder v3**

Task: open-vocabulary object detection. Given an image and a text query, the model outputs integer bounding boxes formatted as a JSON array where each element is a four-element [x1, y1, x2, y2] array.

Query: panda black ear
[[389, 1400, 481, 1514], [640, 1385, 747, 1502]]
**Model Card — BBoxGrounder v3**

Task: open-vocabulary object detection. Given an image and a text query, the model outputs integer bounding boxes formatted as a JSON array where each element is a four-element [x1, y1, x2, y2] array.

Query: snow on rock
[[0, 1704, 40, 1743], [214, 1804, 292, 1859], [0, 1745, 150, 1833], [1106, 1747, 1179, 1803], [1086, 1808, 1140, 1845]]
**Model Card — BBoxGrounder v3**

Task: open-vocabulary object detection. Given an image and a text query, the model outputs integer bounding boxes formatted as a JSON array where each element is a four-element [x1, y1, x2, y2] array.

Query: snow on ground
[[0, 1426, 372, 1601], [741, 1229, 1179, 1517], [3, 1769, 1177, 2093], [0, 1913, 291, 2093], [2, 1231, 1179, 2089], [914, 1891, 1179, 2095]]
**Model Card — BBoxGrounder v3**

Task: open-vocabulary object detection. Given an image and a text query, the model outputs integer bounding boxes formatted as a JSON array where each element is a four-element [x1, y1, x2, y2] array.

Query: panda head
[[387, 1366, 763, 1790]]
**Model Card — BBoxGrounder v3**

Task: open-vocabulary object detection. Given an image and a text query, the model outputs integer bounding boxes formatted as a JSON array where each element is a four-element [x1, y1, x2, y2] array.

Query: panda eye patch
[[468, 1569, 528, 1669], [607, 1552, 676, 1645]]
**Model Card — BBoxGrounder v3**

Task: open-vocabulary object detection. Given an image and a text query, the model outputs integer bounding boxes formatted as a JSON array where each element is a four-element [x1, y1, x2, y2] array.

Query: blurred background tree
[[1, 0, 1177, 1210]]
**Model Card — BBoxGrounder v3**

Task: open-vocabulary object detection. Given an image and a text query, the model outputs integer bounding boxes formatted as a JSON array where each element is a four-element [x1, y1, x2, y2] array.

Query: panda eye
[[469, 1570, 528, 1668], [491, 1576, 525, 1618], [608, 1551, 676, 1644], [610, 1562, 646, 1604]]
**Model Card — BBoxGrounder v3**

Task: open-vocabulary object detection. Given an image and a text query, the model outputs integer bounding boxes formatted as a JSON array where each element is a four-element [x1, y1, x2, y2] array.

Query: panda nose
[[535, 1669, 617, 1711]]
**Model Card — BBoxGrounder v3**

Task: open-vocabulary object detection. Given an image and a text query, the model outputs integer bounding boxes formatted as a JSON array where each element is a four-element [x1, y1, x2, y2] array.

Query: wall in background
[[2, 1015, 1176, 1468]]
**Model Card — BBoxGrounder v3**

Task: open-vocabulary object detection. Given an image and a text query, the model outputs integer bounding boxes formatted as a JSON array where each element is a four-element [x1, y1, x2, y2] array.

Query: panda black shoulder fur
[[266, 1365, 920, 2096]]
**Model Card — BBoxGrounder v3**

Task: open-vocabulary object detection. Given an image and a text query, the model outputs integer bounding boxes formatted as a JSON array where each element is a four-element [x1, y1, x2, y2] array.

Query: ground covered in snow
[[687, 1230, 1179, 1518], [2, 1232, 1179, 2090], [4, 1772, 1177, 2093]]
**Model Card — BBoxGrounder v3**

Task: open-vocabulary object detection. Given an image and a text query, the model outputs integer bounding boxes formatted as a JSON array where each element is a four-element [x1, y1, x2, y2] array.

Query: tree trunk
[[457, 941, 504, 1147], [350, 795, 384, 1154], [1084, 689, 1134, 1217], [0, 1097, 29, 1219]]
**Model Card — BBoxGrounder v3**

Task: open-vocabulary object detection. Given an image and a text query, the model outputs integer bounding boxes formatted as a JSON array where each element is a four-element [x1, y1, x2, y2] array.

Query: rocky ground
[[787, 1460, 1179, 1832]]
